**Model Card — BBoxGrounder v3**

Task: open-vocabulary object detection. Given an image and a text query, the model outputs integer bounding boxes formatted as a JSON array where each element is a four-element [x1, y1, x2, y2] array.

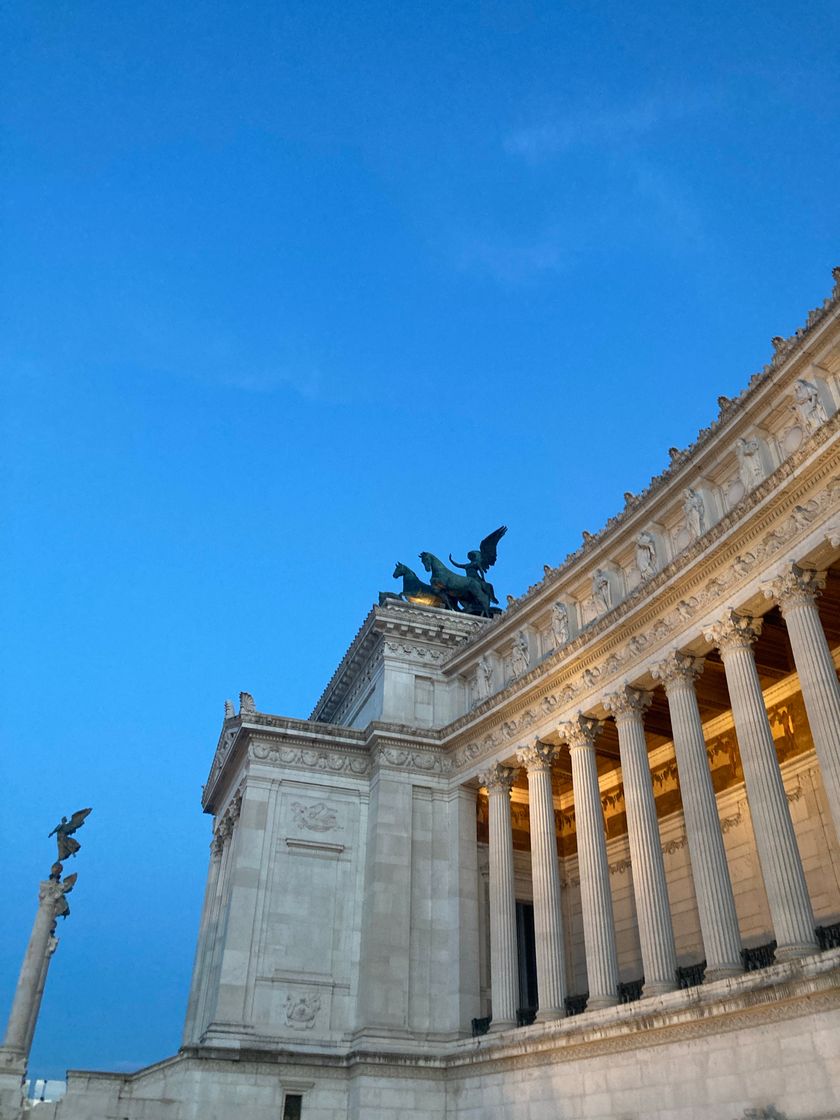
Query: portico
[[474, 563, 840, 1025]]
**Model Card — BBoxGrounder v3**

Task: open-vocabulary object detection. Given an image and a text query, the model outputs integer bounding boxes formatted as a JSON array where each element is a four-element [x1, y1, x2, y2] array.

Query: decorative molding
[[515, 741, 556, 773], [290, 801, 342, 833], [479, 762, 517, 794], [372, 744, 451, 774], [249, 740, 369, 776], [651, 651, 704, 691], [764, 563, 827, 614], [448, 462, 840, 773], [284, 993, 321, 1030], [384, 641, 445, 662], [704, 611, 762, 654], [603, 685, 653, 723], [284, 837, 345, 854]]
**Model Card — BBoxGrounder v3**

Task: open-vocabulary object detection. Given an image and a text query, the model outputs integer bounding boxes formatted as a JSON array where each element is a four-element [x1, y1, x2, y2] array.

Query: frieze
[[384, 641, 445, 662], [475, 269, 840, 629], [290, 801, 342, 833], [448, 462, 840, 774], [720, 808, 744, 833], [372, 744, 452, 774], [446, 365, 839, 694], [249, 740, 369, 776], [285, 993, 321, 1030]]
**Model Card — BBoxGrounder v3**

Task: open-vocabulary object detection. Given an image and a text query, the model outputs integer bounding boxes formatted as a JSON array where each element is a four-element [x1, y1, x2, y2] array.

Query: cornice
[[444, 275, 840, 669], [442, 426, 840, 773], [310, 601, 486, 724]]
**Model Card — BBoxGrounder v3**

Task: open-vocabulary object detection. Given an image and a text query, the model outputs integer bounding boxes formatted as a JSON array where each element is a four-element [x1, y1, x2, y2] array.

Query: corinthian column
[[705, 612, 817, 958], [604, 686, 677, 995], [516, 742, 566, 1020], [561, 716, 619, 1009], [766, 566, 840, 843], [478, 762, 519, 1030], [652, 653, 742, 979]]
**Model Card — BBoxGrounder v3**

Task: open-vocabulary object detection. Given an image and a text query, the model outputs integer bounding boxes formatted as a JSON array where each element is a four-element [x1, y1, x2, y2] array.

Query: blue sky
[[1, 0, 838, 1079]]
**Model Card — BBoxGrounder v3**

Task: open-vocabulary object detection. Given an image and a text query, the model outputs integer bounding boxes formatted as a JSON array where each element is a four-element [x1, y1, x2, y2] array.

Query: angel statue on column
[[49, 808, 93, 862]]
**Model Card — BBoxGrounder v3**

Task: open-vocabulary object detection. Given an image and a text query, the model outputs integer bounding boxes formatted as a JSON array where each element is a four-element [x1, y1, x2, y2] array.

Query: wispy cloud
[[124, 312, 335, 403], [504, 92, 712, 162], [456, 229, 569, 285]]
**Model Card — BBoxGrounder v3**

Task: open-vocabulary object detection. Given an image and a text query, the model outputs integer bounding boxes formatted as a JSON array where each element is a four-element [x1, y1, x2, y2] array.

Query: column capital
[[38, 880, 67, 908], [559, 714, 601, 751], [764, 564, 826, 615], [651, 651, 705, 693], [704, 610, 762, 654], [603, 685, 652, 724], [479, 762, 518, 795], [515, 740, 556, 773]]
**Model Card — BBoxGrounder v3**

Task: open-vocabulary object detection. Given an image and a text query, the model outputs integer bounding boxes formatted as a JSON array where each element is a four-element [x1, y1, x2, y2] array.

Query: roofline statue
[[380, 527, 507, 618]]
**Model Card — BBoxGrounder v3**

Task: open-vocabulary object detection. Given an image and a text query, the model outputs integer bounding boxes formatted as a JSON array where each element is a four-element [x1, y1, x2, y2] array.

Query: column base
[[0, 1052, 25, 1120], [488, 1018, 517, 1032], [703, 963, 744, 983], [535, 1007, 566, 1023], [585, 995, 618, 1011], [642, 980, 678, 998], [775, 940, 820, 962]]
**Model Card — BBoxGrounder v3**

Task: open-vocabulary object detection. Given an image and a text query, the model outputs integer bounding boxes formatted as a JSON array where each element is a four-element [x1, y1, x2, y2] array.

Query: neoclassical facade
[[41, 273, 840, 1118]]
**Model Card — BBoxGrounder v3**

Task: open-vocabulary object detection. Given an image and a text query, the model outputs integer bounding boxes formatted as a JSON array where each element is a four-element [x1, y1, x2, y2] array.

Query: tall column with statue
[[0, 809, 92, 1119]]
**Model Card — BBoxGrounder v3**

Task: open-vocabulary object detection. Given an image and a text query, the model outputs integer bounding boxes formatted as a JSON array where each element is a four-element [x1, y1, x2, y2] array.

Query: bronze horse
[[378, 562, 449, 609]]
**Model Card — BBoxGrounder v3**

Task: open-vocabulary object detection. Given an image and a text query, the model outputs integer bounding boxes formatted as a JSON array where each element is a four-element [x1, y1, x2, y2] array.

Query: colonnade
[[478, 564, 840, 1023]]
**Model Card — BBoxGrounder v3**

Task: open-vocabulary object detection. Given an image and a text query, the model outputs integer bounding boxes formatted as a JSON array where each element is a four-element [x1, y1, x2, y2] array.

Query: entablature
[[443, 281, 840, 710], [440, 423, 840, 780]]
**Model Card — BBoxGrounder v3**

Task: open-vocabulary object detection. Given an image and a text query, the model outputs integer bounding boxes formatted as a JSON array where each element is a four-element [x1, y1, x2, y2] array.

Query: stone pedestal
[[0, 1050, 26, 1120]]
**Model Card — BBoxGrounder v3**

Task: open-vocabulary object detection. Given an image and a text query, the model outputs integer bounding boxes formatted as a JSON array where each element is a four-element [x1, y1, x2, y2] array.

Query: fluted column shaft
[[3, 881, 64, 1057], [517, 743, 566, 1020], [653, 653, 742, 979], [480, 763, 519, 1029], [563, 717, 619, 1009], [706, 612, 817, 958], [768, 567, 840, 844], [605, 687, 677, 995]]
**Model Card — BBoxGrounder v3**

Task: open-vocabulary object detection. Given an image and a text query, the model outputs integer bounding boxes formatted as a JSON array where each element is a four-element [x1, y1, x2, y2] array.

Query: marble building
[[27, 272, 840, 1118]]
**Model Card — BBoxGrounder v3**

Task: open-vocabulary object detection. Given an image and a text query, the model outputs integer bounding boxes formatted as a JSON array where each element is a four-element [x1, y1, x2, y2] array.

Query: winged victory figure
[[449, 525, 507, 609], [49, 808, 93, 862]]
